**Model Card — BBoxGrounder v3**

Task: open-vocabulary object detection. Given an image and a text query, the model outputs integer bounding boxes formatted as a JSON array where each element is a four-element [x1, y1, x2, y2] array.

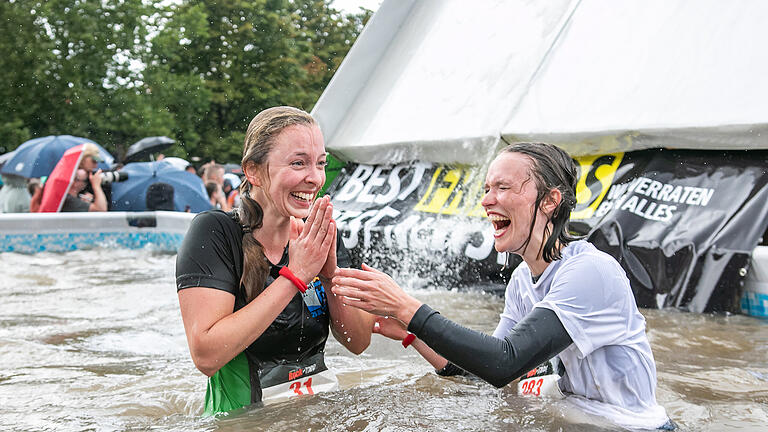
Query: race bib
[[259, 352, 339, 405], [517, 357, 565, 399]]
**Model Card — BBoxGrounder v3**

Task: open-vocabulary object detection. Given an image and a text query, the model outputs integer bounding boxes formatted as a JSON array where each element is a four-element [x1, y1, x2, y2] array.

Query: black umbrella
[[222, 163, 243, 175], [123, 136, 175, 163]]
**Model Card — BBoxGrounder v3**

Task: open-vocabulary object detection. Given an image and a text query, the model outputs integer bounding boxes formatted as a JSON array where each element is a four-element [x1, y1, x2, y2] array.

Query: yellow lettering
[[570, 153, 623, 220], [414, 167, 462, 213], [414, 165, 488, 217]]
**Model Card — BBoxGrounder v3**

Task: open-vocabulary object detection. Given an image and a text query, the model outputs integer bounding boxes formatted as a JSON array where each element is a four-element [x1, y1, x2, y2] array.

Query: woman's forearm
[[180, 278, 299, 376], [412, 338, 449, 370]]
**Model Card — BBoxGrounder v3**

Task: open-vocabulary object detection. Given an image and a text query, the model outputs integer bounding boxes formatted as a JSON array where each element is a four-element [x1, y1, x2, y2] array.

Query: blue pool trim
[[741, 291, 768, 318], [1, 232, 185, 254]]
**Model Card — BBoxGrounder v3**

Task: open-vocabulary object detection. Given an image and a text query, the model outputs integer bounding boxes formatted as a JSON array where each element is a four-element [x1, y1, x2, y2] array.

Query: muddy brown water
[[1, 248, 766, 431]]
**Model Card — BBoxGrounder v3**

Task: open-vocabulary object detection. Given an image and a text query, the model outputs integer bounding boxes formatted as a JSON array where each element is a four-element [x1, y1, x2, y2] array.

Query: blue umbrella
[[110, 160, 212, 212], [0, 150, 16, 171], [1, 135, 114, 178]]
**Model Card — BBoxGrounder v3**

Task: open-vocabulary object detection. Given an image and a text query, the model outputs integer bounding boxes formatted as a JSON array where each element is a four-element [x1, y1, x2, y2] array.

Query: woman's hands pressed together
[[288, 195, 336, 283]]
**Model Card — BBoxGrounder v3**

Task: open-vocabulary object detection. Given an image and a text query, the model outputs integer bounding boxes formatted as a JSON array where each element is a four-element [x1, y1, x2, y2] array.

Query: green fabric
[[203, 352, 251, 416], [319, 153, 345, 196]]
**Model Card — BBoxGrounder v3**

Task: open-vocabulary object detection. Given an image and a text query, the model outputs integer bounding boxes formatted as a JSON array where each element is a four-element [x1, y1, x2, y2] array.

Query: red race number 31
[[289, 377, 314, 396]]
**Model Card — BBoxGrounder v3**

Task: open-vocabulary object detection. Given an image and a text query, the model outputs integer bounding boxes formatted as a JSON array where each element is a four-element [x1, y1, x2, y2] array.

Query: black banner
[[326, 149, 768, 313]]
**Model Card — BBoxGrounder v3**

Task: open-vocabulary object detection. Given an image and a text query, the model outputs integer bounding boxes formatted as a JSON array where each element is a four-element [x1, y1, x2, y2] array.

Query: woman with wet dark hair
[[176, 106, 374, 415], [333, 142, 673, 430]]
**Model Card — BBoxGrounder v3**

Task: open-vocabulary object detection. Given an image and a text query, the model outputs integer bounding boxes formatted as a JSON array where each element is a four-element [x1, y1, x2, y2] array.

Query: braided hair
[[238, 106, 316, 303]]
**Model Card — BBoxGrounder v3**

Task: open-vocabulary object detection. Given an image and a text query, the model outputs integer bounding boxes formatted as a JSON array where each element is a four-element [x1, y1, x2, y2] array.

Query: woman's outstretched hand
[[331, 264, 423, 325], [288, 195, 336, 282]]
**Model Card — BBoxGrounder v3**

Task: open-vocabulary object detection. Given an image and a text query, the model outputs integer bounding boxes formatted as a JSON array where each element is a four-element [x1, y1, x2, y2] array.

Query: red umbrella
[[38, 144, 88, 212]]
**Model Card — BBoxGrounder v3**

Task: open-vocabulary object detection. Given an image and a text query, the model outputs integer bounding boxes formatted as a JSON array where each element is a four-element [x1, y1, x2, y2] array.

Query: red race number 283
[[520, 378, 543, 396]]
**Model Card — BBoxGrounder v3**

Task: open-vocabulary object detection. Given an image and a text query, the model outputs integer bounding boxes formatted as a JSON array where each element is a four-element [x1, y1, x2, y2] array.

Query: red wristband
[[402, 332, 416, 348], [279, 266, 307, 293]]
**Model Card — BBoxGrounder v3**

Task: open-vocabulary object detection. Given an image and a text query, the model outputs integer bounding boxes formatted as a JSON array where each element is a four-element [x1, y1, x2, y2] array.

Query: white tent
[[313, 0, 768, 163]]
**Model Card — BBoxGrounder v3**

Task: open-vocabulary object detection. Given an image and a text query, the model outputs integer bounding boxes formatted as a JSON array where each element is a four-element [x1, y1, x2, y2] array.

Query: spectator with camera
[[61, 168, 107, 212]]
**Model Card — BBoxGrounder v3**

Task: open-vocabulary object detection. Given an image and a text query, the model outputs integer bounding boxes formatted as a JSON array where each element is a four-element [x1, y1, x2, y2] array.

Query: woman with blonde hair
[[176, 106, 374, 415]]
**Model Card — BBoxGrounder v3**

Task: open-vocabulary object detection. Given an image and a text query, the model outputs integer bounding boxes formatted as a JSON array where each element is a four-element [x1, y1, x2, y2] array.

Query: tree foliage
[[0, 0, 371, 162]]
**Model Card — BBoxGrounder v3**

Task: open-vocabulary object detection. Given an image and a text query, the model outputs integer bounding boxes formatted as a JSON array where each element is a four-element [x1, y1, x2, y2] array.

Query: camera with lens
[[101, 170, 129, 185]]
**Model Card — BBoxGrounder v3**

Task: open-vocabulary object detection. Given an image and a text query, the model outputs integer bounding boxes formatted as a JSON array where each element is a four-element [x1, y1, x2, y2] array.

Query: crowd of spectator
[[0, 150, 243, 214]]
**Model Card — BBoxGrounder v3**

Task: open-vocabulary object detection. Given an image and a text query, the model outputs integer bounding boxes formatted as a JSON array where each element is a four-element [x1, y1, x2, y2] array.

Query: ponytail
[[237, 181, 269, 303], [236, 106, 316, 303]]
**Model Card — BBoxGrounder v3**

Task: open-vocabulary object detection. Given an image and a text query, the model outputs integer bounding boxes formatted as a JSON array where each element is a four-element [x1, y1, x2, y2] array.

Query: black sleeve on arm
[[435, 361, 470, 377], [408, 305, 573, 388]]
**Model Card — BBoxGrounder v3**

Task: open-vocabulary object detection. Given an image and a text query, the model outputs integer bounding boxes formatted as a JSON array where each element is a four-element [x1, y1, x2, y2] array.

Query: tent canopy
[[313, 0, 768, 164]]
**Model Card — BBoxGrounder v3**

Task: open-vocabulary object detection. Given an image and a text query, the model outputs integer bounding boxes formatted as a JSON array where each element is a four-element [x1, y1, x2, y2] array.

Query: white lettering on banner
[[335, 209, 498, 262], [333, 209, 361, 226], [375, 165, 407, 204], [333, 163, 432, 204], [634, 177, 650, 195], [594, 176, 715, 222], [465, 229, 495, 261], [335, 165, 373, 201], [393, 215, 421, 248], [331, 162, 498, 265], [363, 206, 401, 248], [606, 183, 628, 200], [341, 210, 378, 250], [358, 166, 387, 203]]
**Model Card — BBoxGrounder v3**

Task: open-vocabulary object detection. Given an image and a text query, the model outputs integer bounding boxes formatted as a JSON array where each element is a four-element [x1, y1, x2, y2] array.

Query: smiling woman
[[175, 106, 374, 415], [332, 142, 675, 430]]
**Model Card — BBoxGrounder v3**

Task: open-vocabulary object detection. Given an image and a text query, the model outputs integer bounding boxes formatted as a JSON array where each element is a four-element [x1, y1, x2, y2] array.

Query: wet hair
[[238, 106, 316, 303], [500, 142, 579, 262]]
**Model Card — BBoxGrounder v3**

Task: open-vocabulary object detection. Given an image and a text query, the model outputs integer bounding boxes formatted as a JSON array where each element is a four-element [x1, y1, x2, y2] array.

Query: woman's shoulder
[[560, 241, 619, 269], [191, 209, 239, 229], [554, 241, 632, 298], [185, 209, 242, 246]]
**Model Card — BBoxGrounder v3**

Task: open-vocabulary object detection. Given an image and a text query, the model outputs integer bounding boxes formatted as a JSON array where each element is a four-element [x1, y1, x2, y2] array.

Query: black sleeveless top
[[176, 210, 354, 403]]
